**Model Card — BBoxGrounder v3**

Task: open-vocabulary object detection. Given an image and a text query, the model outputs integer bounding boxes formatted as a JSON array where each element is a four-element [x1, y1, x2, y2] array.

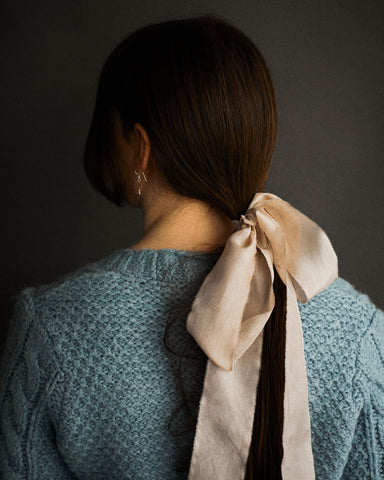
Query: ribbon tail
[[188, 333, 263, 480], [281, 276, 316, 480]]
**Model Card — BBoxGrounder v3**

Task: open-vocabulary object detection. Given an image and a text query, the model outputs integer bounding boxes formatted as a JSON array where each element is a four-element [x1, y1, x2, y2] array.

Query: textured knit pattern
[[0, 248, 383, 480]]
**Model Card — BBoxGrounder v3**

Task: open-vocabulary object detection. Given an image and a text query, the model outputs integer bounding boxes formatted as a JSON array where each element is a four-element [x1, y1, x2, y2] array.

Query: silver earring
[[134, 169, 148, 196]]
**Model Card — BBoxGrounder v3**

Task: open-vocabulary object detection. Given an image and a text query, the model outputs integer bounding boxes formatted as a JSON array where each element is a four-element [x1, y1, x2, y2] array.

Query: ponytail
[[245, 266, 286, 479]]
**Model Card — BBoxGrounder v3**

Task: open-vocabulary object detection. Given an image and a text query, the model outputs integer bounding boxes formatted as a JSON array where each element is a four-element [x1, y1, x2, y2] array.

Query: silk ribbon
[[186, 192, 338, 480]]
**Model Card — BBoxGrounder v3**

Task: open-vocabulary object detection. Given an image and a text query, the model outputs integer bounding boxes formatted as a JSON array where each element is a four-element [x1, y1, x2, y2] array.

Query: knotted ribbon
[[186, 192, 338, 480]]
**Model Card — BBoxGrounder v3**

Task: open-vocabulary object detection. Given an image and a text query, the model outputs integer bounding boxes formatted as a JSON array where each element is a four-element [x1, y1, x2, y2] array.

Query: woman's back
[[1, 248, 382, 479]]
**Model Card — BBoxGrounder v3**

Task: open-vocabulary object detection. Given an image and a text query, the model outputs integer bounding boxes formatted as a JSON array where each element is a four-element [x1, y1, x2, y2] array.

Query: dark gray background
[[1, 0, 383, 344]]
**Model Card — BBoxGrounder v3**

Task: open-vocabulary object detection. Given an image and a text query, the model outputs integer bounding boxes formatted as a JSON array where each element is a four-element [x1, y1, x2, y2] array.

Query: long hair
[[83, 15, 282, 479]]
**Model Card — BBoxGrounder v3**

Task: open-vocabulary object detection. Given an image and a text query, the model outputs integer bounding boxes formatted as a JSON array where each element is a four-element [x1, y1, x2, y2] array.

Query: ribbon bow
[[187, 192, 338, 480]]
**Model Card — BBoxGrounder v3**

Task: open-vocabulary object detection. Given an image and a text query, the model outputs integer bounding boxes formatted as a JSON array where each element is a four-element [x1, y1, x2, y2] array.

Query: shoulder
[[300, 276, 384, 392], [25, 248, 165, 318], [299, 276, 383, 387], [299, 276, 378, 340], [302, 275, 377, 315], [3, 251, 158, 371]]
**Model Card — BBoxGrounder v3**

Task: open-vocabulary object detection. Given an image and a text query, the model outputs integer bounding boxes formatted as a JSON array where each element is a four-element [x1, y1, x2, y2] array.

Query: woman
[[0, 15, 383, 480]]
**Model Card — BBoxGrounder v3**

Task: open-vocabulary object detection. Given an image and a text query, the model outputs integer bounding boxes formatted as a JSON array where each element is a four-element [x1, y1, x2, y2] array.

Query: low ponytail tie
[[186, 192, 338, 480]]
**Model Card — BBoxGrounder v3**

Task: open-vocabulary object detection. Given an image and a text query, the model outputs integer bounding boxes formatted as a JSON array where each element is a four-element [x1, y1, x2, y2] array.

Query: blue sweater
[[0, 248, 383, 479]]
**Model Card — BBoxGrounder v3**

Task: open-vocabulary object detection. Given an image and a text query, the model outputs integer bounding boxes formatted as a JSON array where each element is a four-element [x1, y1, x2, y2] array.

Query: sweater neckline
[[125, 247, 222, 256], [97, 246, 221, 284]]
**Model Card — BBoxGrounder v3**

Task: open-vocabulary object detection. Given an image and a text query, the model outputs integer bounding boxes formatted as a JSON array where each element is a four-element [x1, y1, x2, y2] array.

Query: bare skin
[[115, 119, 235, 252]]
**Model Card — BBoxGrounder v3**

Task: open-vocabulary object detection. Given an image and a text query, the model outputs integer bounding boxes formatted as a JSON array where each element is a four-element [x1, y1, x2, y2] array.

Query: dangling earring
[[134, 169, 148, 196]]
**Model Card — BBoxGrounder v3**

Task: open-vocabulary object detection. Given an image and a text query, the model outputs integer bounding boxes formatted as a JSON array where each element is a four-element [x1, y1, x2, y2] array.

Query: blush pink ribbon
[[186, 192, 338, 480]]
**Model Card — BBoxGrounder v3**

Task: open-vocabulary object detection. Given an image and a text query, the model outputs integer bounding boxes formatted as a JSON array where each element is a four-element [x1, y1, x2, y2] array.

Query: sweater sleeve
[[341, 306, 384, 480], [0, 288, 74, 480]]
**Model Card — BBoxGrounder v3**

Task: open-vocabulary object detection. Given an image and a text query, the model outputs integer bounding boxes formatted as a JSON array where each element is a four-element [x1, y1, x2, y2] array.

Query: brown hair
[[83, 15, 283, 479]]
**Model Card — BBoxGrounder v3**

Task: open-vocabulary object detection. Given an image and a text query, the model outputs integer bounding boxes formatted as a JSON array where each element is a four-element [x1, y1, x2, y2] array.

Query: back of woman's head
[[83, 15, 277, 220]]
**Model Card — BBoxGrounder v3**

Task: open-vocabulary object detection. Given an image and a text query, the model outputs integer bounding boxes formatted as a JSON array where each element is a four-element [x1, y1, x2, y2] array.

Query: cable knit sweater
[[0, 248, 383, 480]]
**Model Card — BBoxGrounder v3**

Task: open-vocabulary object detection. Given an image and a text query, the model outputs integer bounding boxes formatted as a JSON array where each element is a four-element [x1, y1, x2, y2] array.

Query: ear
[[133, 123, 151, 173]]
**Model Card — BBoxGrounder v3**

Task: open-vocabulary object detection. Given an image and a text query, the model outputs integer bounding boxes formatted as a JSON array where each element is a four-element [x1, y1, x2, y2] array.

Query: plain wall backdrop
[[1, 0, 383, 345]]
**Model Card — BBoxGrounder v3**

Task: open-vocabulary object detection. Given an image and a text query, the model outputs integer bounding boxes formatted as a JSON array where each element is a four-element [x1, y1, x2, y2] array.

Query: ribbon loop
[[187, 192, 338, 480]]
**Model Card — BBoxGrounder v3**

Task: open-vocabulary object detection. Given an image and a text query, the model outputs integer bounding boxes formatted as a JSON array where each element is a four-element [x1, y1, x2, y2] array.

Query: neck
[[130, 190, 234, 252]]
